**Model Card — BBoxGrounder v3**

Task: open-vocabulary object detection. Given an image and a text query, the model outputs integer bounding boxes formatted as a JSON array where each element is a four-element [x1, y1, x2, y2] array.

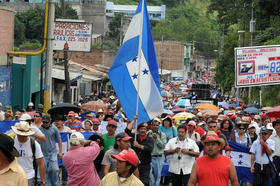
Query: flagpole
[[135, 0, 144, 141]]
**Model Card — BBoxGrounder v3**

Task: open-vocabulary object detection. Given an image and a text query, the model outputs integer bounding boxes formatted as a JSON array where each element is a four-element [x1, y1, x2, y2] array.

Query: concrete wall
[[82, 0, 106, 35], [154, 41, 185, 70]]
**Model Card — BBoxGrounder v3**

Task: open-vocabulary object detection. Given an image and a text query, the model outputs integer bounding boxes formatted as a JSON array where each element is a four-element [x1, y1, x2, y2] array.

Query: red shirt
[[196, 155, 230, 186]]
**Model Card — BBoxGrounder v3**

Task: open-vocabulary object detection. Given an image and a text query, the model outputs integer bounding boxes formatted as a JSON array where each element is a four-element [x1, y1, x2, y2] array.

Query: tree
[[14, 16, 26, 46], [55, 4, 79, 19], [107, 13, 122, 45]]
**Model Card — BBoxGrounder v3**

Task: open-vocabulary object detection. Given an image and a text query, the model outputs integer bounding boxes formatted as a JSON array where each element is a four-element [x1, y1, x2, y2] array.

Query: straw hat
[[11, 121, 35, 136], [201, 131, 225, 148]]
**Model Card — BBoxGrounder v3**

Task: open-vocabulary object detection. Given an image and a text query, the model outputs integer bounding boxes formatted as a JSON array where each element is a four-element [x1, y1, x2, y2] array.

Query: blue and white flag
[[229, 141, 253, 182], [0, 120, 18, 133], [109, 0, 163, 123]]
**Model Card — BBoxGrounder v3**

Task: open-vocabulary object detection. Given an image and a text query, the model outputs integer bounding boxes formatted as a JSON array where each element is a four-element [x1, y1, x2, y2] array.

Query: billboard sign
[[53, 21, 92, 52], [235, 45, 280, 87]]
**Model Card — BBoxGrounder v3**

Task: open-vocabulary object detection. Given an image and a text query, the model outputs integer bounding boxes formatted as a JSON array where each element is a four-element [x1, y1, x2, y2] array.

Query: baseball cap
[[92, 118, 100, 125], [248, 124, 255, 129], [188, 120, 196, 127], [115, 132, 132, 141], [0, 133, 19, 157], [20, 113, 32, 121], [137, 122, 148, 129], [152, 117, 161, 123], [254, 115, 261, 120], [86, 113, 96, 118], [107, 120, 117, 127], [42, 115, 51, 123], [260, 127, 269, 134], [267, 123, 274, 130], [70, 132, 85, 145], [111, 150, 139, 166], [68, 111, 75, 117]]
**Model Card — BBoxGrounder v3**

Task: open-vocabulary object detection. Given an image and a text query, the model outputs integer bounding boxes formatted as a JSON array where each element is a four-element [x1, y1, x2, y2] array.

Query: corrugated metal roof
[[52, 68, 101, 81]]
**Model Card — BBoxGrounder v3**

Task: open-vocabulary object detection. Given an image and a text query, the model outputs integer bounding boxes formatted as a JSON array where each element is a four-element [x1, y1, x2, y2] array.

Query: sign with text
[[53, 21, 92, 52], [235, 45, 280, 87]]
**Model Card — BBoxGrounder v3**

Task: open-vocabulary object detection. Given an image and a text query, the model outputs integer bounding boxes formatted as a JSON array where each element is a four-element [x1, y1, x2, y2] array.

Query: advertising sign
[[235, 45, 280, 87], [53, 21, 92, 52]]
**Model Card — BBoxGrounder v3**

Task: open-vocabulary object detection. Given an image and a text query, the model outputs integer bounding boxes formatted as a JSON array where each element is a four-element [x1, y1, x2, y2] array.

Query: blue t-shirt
[[159, 125, 177, 142], [39, 124, 61, 157]]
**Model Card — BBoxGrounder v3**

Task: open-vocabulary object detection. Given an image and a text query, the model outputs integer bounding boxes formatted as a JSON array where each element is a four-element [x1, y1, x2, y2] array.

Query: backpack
[[30, 138, 38, 185]]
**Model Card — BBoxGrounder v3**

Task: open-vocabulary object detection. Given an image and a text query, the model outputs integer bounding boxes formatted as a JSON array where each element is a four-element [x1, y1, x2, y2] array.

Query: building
[[0, 7, 13, 107]]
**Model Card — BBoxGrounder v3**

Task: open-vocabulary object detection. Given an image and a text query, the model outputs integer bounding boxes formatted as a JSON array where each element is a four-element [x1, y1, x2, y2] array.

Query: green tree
[[107, 13, 122, 46], [14, 16, 26, 46], [55, 4, 79, 19]]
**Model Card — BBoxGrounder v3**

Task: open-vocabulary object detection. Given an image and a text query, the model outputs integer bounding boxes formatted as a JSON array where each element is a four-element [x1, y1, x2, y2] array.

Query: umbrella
[[229, 104, 237, 108], [261, 107, 272, 111], [218, 102, 229, 109], [267, 106, 280, 118], [163, 109, 173, 115], [176, 99, 191, 107], [173, 112, 195, 120], [47, 103, 80, 116], [244, 107, 261, 114], [161, 91, 172, 98], [231, 97, 244, 104], [196, 104, 220, 111], [201, 109, 219, 118], [247, 103, 260, 109], [81, 101, 108, 112], [172, 108, 185, 114]]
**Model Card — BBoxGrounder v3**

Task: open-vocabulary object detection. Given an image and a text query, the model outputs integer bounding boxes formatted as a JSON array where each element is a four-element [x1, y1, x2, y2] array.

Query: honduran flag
[[109, 0, 163, 124], [229, 141, 253, 182]]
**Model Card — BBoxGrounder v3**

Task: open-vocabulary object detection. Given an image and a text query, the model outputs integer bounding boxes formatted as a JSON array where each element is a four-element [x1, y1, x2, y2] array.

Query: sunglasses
[[34, 115, 41, 118], [239, 128, 245, 130], [208, 126, 217, 128]]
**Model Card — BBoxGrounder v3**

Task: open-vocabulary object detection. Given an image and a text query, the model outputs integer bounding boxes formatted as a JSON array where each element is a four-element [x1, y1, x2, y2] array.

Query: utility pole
[[160, 35, 163, 83], [120, 13, 123, 46], [44, 0, 55, 113], [61, 0, 71, 103], [249, 2, 256, 103]]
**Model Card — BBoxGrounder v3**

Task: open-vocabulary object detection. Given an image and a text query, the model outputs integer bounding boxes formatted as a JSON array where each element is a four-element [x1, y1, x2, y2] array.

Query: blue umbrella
[[163, 109, 173, 115], [244, 107, 261, 114], [218, 102, 229, 109], [176, 99, 191, 107]]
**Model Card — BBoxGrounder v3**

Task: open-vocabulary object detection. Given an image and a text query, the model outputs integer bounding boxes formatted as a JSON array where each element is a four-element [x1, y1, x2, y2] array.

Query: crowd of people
[[0, 93, 280, 186]]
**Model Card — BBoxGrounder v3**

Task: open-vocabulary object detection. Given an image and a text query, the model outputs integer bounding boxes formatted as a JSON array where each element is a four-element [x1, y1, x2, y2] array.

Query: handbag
[[265, 152, 279, 179]]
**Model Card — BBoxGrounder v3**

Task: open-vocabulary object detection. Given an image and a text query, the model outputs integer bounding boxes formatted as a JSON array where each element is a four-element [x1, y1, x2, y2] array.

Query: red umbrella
[[266, 106, 280, 118]]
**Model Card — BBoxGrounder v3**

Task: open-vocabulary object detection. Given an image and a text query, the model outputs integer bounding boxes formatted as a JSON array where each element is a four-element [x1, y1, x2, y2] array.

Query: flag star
[[132, 56, 137, 62], [238, 160, 242, 165], [142, 68, 149, 75], [132, 73, 138, 80], [239, 154, 243, 159]]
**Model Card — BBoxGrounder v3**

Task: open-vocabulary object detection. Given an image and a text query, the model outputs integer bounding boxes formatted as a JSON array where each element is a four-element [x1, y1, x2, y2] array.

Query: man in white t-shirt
[[12, 121, 46, 186]]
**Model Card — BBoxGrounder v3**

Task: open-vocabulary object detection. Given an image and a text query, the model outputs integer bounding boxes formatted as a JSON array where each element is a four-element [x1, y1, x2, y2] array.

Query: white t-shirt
[[14, 136, 44, 179]]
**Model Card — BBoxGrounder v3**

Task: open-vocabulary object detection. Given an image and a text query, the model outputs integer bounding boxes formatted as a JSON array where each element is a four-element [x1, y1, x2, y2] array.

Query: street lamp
[[237, 30, 245, 47]]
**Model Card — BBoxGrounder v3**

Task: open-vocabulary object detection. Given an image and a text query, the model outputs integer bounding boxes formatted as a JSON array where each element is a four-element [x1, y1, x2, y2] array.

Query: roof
[[52, 68, 102, 81]]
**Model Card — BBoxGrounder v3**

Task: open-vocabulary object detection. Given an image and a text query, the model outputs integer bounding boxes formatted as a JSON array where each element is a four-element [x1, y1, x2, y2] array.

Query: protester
[[26, 102, 34, 112], [164, 125, 200, 186], [82, 119, 93, 132], [33, 111, 43, 128], [100, 150, 144, 186], [20, 113, 46, 142], [102, 132, 137, 176], [0, 102, 5, 121], [103, 120, 118, 152], [231, 121, 252, 147], [92, 118, 102, 134], [186, 120, 200, 142], [64, 111, 82, 131], [270, 120, 280, 186], [54, 115, 71, 133], [148, 118, 166, 186], [159, 116, 177, 142], [39, 115, 62, 186], [12, 121, 46, 186], [250, 127, 275, 186], [0, 133, 28, 186], [188, 131, 239, 186], [248, 124, 258, 143], [220, 119, 234, 141], [63, 132, 100, 186], [126, 122, 154, 186]]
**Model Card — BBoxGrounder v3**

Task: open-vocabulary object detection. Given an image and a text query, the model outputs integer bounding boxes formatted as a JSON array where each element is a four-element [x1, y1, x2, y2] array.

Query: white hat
[[20, 113, 32, 121], [0, 102, 2, 107], [11, 121, 35, 136], [267, 123, 274, 130], [70, 132, 85, 146], [28, 102, 34, 107], [152, 117, 161, 123]]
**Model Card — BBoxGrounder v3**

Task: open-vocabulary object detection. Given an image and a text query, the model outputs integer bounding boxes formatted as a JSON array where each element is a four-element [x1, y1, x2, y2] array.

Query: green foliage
[[14, 16, 26, 46], [55, 4, 79, 19], [108, 13, 122, 45], [18, 40, 42, 50], [102, 40, 118, 51]]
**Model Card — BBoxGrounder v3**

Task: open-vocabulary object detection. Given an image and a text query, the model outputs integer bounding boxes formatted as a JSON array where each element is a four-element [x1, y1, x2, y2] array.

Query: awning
[[52, 68, 102, 81]]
